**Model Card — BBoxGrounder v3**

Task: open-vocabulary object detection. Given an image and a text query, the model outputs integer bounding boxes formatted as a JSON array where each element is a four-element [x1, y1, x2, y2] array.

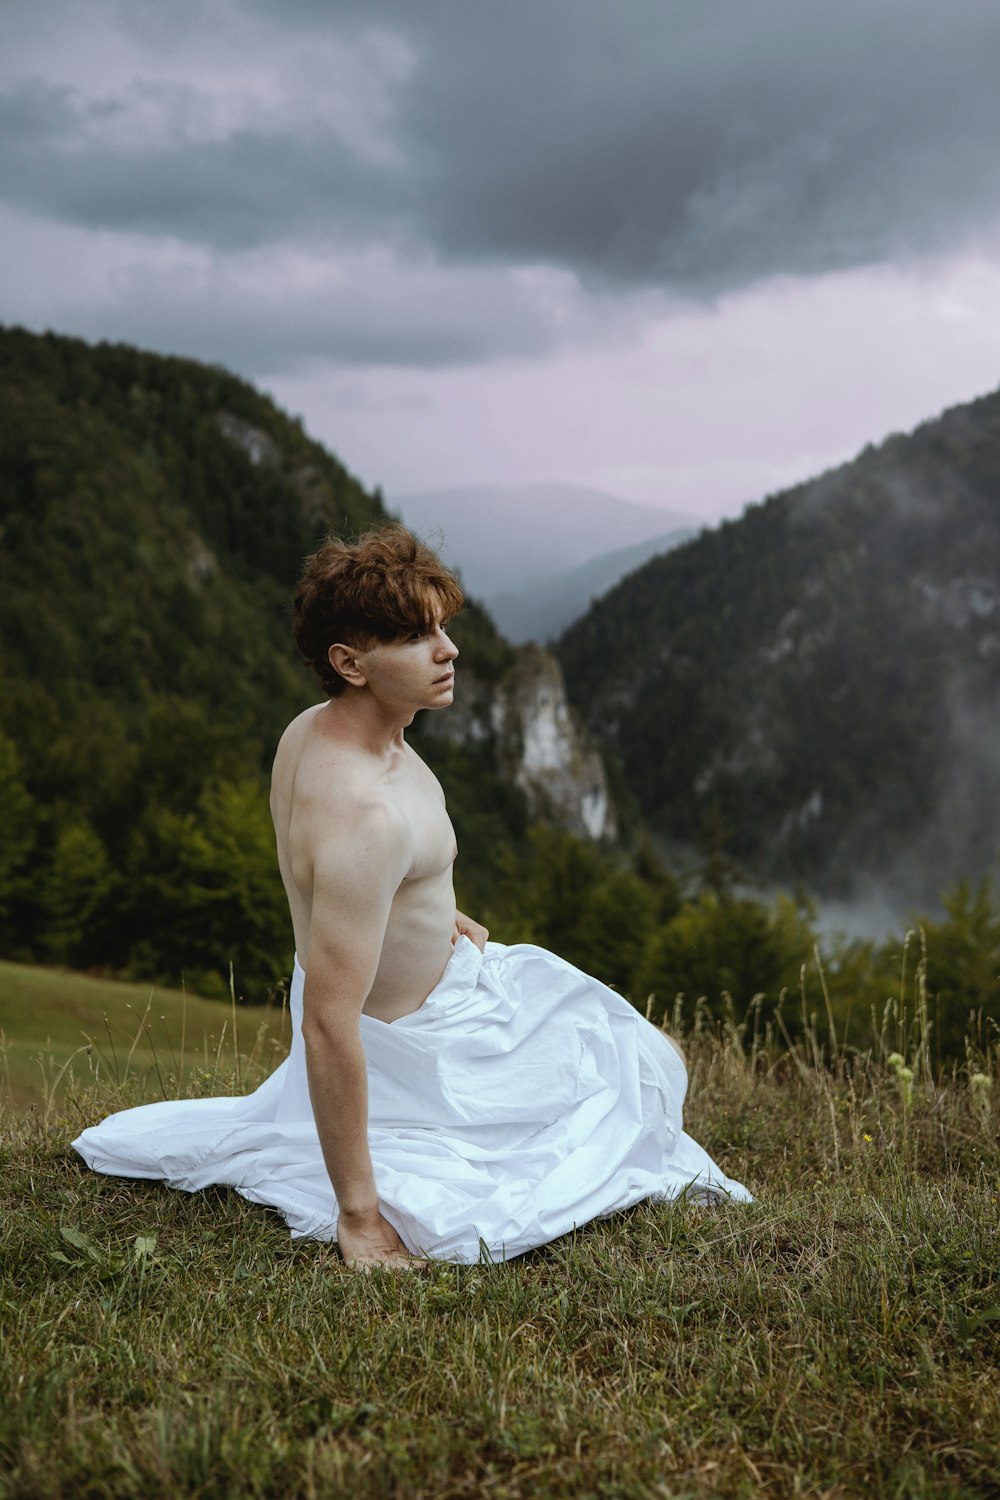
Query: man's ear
[[327, 643, 366, 688]]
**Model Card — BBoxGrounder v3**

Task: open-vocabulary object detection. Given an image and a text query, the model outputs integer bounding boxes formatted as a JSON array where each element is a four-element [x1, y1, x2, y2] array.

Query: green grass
[[0, 960, 290, 1109], [1, 976, 998, 1497]]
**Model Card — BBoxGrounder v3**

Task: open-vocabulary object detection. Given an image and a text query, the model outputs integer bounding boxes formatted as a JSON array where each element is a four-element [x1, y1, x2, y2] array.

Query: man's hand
[[337, 1206, 425, 1271], [453, 908, 489, 952]]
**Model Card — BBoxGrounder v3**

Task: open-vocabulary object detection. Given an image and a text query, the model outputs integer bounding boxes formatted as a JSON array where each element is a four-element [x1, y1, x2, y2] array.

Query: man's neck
[[320, 690, 415, 760]]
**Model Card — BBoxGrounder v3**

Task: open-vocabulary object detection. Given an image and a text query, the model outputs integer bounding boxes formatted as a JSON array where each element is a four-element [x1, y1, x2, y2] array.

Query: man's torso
[[271, 704, 458, 1021]]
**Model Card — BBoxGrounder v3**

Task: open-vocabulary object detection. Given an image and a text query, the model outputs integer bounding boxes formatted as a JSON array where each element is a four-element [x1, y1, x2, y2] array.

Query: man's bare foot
[[337, 1207, 428, 1271], [346, 1252, 428, 1274]]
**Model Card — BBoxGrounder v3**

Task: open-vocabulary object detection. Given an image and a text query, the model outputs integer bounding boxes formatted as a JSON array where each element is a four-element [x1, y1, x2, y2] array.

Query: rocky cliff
[[422, 644, 615, 841]]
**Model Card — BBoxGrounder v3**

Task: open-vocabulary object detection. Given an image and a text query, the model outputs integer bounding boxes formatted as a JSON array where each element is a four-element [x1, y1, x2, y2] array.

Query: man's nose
[[437, 628, 458, 659]]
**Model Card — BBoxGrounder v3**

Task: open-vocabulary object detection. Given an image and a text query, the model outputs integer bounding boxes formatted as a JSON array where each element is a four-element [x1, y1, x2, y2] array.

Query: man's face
[[354, 615, 459, 712]]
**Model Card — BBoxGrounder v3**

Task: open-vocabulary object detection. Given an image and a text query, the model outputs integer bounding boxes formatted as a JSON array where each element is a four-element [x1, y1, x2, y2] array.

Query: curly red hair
[[293, 523, 464, 696]]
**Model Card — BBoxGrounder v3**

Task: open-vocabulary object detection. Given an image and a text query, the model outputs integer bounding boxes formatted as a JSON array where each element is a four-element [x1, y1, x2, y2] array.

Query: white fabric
[[73, 937, 750, 1262]]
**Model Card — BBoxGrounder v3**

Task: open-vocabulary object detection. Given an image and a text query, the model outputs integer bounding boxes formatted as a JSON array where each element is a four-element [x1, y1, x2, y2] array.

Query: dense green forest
[[0, 326, 518, 997], [559, 390, 1000, 902], [1, 326, 997, 1057]]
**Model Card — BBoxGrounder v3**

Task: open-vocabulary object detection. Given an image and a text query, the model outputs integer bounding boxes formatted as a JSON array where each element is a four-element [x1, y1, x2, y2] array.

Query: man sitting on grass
[[74, 524, 749, 1266]]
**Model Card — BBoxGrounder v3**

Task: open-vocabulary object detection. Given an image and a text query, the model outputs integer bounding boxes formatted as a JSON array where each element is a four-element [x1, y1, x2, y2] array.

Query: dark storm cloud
[[0, 79, 404, 249], [239, 0, 1000, 291], [3, 0, 1000, 303]]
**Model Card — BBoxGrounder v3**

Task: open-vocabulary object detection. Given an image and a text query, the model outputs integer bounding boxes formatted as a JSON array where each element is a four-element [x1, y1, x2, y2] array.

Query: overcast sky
[[3, 0, 1000, 520]]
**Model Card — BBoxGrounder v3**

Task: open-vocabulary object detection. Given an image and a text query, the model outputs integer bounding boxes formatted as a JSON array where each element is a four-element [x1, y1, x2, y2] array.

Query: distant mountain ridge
[[487, 527, 696, 643], [391, 482, 697, 602], [557, 387, 1000, 905]]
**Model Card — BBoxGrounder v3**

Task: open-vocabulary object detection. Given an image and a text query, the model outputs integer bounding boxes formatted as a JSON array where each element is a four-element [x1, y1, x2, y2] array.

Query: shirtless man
[[269, 524, 483, 1270], [74, 525, 748, 1249]]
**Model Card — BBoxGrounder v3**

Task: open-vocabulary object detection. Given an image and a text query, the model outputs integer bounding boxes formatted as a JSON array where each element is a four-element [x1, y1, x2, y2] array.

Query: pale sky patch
[[264, 253, 1000, 518]]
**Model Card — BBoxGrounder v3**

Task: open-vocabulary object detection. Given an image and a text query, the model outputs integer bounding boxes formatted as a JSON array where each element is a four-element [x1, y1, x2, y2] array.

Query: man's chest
[[395, 761, 458, 882]]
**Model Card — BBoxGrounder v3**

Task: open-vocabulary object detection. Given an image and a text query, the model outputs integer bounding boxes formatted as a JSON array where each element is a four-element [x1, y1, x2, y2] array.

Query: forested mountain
[[558, 388, 1000, 905], [0, 326, 517, 996]]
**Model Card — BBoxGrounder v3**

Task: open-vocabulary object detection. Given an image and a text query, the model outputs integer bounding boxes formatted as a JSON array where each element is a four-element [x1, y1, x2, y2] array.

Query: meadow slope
[[2, 988, 997, 1499], [0, 961, 289, 1109]]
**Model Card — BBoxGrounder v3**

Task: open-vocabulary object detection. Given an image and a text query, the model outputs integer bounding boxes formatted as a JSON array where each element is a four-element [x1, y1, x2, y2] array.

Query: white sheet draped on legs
[[73, 937, 750, 1262]]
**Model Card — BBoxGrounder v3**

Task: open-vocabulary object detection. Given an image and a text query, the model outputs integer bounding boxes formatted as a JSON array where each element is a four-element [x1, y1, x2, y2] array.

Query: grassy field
[[1, 968, 998, 1498], [0, 960, 290, 1109]]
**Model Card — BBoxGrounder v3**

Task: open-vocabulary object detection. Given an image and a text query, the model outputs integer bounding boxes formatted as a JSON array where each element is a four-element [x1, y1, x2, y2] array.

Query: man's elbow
[[302, 1006, 363, 1058]]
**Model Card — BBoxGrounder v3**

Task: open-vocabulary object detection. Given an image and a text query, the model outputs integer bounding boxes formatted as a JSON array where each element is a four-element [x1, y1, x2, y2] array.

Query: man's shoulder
[[280, 712, 412, 848], [338, 783, 408, 833], [310, 786, 412, 886], [274, 702, 326, 760], [297, 751, 409, 844]]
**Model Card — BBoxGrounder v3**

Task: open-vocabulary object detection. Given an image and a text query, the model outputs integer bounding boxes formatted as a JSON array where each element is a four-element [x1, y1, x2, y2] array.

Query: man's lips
[[434, 671, 455, 685]]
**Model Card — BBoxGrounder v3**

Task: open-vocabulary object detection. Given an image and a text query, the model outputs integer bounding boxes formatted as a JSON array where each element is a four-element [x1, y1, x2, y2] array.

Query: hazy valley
[[392, 481, 697, 641]]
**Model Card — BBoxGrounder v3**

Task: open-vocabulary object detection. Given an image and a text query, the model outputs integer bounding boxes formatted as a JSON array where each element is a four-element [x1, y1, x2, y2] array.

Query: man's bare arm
[[301, 802, 416, 1268]]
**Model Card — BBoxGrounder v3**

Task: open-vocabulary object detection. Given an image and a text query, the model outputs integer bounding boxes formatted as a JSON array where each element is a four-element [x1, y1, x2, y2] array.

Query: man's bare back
[[270, 702, 458, 1023]]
